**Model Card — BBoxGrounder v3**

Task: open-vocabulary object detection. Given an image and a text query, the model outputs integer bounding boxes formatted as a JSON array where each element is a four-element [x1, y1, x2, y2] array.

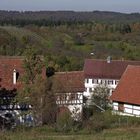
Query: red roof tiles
[[0, 56, 24, 90], [53, 71, 85, 93], [84, 59, 140, 79], [110, 65, 140, 105], [0, 56, 46, 90]]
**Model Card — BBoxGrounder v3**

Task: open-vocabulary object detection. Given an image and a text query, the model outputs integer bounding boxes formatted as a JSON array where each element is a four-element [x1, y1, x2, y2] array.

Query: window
[[89, 88, 93, 92], [101, 79, 107, 85], [16, 72, 20, 81], [100, 80, 103, 84], [93, 79, 98, 84], [69, 93, 78, 100], [85, 79, 89, 83], [108, 80, 113, 85], [118, 103, 124, 112], [105, 80, 107, 85], [115, 80, 119, 85], [60, 94, 67, 100]]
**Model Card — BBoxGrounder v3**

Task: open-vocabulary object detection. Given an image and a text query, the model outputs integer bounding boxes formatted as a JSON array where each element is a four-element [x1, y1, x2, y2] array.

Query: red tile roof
[[53, 71, 85, 93], [110, 65, 140, 105], [0, 56, 46, 90], [0, 56, 24, 90], [84, 59, 140, 79]]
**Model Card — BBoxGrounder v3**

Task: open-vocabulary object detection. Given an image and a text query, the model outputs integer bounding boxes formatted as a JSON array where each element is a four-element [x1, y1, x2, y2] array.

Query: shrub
[[84, 111, 120, 133], [56, 111, 74, 133]]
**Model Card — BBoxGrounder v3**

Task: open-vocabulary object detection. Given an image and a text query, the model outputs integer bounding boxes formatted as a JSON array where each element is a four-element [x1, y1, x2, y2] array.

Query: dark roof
[[84, 59, 140, 79], [53, 71, 85, 93], [110, 65, 140, 105]]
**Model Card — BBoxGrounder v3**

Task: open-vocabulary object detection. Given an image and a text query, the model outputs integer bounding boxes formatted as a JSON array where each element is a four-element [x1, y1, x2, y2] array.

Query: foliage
[[0, 12, 140, 71], [22, 47, 43, 84], [91, 84, 110, 111], [17, 47, 57, 126], [24, 75, 57, 126], [56, 110, 74, 133]]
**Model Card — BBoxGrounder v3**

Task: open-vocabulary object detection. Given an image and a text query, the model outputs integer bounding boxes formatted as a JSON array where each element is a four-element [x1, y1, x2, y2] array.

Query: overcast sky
[[0, 0, 140, 13]]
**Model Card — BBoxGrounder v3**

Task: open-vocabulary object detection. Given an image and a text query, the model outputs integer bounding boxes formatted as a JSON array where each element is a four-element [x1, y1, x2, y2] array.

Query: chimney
[[107, 56, 111, 63], [13, 69, 17, 85]]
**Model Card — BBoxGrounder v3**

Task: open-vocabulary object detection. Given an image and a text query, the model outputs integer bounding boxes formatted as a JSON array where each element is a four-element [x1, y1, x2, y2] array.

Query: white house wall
[[84, 78, 119, 98], [112, 102, 140, 117], [67, 104, 83, 120], [56, 92, 83, 120]]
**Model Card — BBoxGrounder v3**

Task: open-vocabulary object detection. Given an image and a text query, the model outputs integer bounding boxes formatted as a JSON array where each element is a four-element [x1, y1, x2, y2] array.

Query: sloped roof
[[110, 65, 140, 105], [84, 59, 140, 79], [0, 56, 46, 90], [53, 71, 85, 93], [0, 56, 24, 90]]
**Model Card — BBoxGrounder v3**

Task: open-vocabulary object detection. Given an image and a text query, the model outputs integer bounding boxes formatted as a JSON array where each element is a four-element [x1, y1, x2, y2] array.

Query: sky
[[0, 0, 140, 13]]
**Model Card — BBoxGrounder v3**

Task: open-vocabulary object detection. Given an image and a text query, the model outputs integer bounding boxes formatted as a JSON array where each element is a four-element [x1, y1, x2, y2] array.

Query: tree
[[90, 84, 110, 112], [120, 24, 131, 34], [18, 47, 57, 126], [31, 76, 57, 125], [23, 47, 43, 84]]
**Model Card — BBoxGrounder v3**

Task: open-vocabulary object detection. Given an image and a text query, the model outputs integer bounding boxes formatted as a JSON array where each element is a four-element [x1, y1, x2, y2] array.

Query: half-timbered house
[[110, 65, 140, 117], [53, 71, 85, 120], [84, 58, 140, 99]]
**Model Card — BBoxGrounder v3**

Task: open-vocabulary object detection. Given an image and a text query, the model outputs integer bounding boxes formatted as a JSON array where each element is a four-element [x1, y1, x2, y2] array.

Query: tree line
[[0, 10, 140, 26]]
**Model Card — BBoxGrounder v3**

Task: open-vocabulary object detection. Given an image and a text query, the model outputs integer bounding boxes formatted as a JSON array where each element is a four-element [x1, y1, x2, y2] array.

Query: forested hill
[[0, 10, 140, 71], [0, 10, 140, 25]]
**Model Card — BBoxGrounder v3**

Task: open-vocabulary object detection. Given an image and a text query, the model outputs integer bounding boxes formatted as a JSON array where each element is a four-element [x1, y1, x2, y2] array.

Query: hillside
[[0, 11, 140, 71], [0, 11, 140, 26]]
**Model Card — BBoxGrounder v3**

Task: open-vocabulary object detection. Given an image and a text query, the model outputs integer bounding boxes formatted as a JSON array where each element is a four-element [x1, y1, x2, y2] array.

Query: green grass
[[0, 127, 140, 140]]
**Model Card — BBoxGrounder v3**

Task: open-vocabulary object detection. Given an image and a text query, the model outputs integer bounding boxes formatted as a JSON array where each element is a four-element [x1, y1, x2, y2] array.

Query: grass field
[[0, 127, 140, 140]]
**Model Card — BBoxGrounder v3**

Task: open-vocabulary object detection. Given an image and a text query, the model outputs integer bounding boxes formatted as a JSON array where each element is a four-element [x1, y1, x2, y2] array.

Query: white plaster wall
[[124, 104, 133, 114], [132, 105, 140, 116], [56, 92, 83, 120], [65, 92, 83, 120], [68, 104, 83, 120], [84, 78, 119, 99], [124, 108, 133, 114], [133, 106, 140, 110], [113, 102, 118, 111], [112, 102, 140, 117], [56, 92, 83, 105]]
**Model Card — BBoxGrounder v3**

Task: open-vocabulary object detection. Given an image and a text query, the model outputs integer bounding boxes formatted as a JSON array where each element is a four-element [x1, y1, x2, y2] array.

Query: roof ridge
[[55, 71, 84, 74], [85, 58, 140, 62], [0, 56, 24, 59]]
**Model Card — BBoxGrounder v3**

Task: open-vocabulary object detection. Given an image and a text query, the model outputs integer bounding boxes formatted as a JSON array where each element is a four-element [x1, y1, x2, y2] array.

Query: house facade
[[83, 59, 140, 99], [1, 56, 140, 120], [0, 56, 46, 124], [110, 65, 140, 117], [0, 56, 85, 120], [53, 71, 85, 120]]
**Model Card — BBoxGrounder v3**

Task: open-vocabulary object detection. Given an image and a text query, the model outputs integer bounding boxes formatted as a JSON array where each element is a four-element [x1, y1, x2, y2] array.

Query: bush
[[85, 112, 106, 133], [84, 111, 120, 133], [84, 110, 140, 133], [56, 111, 74, 133]]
